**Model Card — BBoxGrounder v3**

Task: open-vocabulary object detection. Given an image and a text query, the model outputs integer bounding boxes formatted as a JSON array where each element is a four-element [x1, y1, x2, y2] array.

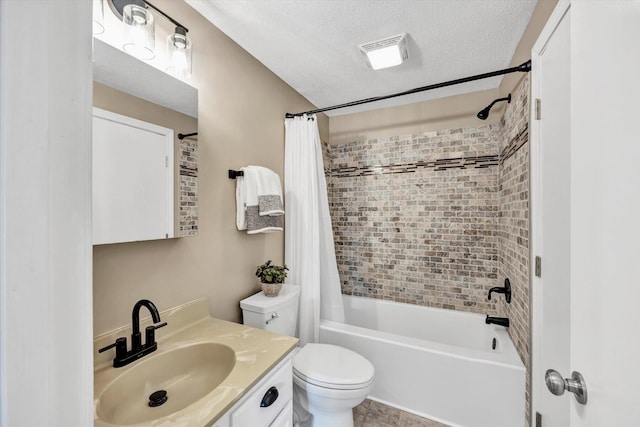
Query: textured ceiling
[[187, 0, 537, 116]]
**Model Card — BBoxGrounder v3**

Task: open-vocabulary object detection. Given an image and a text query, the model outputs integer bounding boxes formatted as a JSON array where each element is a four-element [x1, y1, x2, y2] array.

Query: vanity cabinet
[[92, 107, 174, 245], [213, 354, 293, 427]]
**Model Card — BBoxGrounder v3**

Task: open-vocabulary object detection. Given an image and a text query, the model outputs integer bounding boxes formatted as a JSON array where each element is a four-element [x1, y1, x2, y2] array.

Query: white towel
[[235, 167, 250, 230], [253, 166, 285, 216], [236, 166, 283, 233]]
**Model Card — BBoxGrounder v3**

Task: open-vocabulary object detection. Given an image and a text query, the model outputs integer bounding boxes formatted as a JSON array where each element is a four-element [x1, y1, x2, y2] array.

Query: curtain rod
[[285, 60, 531, 118]]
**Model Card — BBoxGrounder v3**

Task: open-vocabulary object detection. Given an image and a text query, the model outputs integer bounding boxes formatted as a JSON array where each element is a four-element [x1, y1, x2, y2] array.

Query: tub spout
[[485, 315, 510, 328]]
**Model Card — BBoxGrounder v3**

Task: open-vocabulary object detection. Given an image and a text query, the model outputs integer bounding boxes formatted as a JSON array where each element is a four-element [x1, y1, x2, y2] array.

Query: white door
[[530, 2, 571, 425], [532, 1, 640, 426]]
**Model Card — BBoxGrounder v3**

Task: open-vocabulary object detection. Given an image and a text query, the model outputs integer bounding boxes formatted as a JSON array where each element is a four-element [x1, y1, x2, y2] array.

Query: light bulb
[[122, 3, 155, 60], [166, 27, 192, 79]]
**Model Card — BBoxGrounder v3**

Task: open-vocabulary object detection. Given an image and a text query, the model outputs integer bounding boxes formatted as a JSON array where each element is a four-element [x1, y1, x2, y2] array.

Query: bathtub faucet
[[488, 278, 512, 303], [485, 315, 510, 328]]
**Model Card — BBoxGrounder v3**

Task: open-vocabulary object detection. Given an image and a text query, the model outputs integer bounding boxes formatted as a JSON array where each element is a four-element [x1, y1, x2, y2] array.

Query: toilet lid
[[293, 343, 375, 390]]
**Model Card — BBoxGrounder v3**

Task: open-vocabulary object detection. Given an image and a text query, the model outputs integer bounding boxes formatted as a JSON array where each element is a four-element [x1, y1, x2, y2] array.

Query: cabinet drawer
[[230, 357, 292, 426]]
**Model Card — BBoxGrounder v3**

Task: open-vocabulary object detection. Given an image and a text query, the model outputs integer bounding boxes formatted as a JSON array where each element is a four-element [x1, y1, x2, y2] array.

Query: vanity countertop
[[93, 298, 298, 427]]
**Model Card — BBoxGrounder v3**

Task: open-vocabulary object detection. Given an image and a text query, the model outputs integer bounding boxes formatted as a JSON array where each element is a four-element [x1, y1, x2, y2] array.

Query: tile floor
[[353, 399, 451, 427]]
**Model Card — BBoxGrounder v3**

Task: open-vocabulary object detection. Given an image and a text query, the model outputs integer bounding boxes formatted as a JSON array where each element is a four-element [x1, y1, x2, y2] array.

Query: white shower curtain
[[284, 114, 344, 346]]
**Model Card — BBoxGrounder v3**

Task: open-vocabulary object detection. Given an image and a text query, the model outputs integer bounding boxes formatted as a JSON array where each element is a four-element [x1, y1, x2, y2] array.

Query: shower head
[[476, 107, 491, 121], [477, 94, 511, 120]]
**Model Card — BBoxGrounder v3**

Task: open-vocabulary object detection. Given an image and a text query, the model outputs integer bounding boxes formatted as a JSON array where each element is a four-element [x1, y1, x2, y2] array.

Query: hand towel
[[246, 205, 283, 234], [253, 166, 285, 216], [236, 166, 283, 233], [235, 167, 249, 230]]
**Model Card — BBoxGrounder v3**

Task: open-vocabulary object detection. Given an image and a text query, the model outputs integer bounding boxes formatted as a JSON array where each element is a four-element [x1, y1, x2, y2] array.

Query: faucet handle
[[151, 322, 167, 333], [98, 337, 127, 356], [144, 322, 167, 348]]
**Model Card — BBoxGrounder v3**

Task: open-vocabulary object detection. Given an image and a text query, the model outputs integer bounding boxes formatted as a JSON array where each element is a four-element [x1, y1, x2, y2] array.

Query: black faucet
[[485, 315, 510, 328], [488, 278, 512, 303], [99, 299, 167, 368]]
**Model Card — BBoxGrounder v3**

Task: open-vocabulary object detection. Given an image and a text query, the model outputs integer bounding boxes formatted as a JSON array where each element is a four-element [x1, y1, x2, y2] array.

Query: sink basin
[[96, 342, 236, 425]]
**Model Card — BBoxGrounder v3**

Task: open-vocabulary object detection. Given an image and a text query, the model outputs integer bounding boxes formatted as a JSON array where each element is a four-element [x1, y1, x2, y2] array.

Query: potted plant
[[255, 260, 289, 297]]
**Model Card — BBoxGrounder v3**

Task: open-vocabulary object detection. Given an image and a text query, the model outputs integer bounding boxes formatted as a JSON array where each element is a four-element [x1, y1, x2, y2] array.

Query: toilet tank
[[240, 284, 300, 337]]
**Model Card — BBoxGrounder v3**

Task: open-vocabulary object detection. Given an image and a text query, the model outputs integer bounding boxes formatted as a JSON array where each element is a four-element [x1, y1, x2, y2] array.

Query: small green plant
[[255, 260, 289, 284]]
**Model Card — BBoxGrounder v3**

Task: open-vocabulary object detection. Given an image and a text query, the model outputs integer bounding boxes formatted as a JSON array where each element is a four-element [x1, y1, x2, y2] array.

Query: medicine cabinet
[[93, 108, 174, 245]]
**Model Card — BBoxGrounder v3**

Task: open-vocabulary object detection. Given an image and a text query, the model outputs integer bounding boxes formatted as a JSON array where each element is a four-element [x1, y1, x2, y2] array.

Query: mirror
[[92, 38, 198, 240]]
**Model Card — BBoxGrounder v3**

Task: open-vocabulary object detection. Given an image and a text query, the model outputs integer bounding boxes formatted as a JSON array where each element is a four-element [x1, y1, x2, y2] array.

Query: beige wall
[[329, 88, 501, 144], [93, 0, 324, 335]]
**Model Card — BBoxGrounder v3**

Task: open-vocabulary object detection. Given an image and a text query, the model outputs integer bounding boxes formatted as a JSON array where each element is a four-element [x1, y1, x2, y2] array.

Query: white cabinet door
[[209, 355, 294, 427], [230, 358, 293, 426], [270, 401, 293, 427], [92, 108, 174, 244]]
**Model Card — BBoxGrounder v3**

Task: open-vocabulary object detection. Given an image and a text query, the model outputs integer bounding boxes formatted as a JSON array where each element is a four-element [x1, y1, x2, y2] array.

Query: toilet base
[[293, 378, 371, 427], [293, 392, 356, 427]]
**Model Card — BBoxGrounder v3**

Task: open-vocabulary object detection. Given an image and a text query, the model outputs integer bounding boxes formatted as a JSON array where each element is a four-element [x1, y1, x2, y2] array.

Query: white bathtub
[[319, 295, 525, 427]]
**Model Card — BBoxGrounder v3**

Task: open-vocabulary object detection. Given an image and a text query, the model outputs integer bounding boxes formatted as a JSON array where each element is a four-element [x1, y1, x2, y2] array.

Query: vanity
[[93, 298, 298, 426]]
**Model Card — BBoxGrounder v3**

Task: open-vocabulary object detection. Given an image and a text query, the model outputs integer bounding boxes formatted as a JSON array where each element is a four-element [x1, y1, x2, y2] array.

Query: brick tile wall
[[498, 74, 530, 425], [327, 125, 501, 314], [179, 137, 198, 236]]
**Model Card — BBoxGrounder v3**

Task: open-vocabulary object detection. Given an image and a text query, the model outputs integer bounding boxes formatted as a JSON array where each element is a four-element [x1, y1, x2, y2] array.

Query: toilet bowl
[[293, 343, 374, 426], [240, 285, 375, 427]]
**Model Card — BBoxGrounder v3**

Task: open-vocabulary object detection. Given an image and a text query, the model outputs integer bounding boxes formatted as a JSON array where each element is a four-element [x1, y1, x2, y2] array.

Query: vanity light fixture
[[359, 33, 409, 70], [167, 26, 192, 79], [106, 0, 193, 77]]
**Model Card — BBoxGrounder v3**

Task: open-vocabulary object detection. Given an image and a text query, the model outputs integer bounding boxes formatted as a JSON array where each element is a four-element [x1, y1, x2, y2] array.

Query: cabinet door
[[230, 359, 292, 426], [92, 108, 174, 244], [270, 401, 292, 427]]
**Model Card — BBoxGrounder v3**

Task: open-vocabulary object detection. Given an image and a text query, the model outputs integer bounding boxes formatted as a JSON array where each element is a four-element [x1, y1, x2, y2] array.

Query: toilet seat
[[293, 343, 375, 390]]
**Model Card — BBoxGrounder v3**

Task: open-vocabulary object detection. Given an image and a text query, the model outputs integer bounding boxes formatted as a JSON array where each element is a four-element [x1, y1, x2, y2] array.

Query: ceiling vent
[[359, 33, 409, 70]]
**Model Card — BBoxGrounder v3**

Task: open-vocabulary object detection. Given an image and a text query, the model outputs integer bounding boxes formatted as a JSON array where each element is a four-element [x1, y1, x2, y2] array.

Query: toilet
[[240, 284, 374, 427]]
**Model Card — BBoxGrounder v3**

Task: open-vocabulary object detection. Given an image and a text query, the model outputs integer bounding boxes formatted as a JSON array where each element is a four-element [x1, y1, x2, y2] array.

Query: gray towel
[[246, 205, 283, 234], [258, 195, 284, 216]]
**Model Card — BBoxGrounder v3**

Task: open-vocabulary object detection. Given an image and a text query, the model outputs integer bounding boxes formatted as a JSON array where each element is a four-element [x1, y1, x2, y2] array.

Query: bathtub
[[319, 295, 525, 427]]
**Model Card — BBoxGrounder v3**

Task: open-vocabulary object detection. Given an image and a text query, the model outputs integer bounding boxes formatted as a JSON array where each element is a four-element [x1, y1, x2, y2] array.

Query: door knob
[[545, 369, 588, 404]]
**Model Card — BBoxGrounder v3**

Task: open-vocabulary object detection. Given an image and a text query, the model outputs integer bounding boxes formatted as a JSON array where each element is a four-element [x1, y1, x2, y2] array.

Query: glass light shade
[[166, 29, 192, 79], [92, 0, 105, 35], [122, 4, 155, 60]]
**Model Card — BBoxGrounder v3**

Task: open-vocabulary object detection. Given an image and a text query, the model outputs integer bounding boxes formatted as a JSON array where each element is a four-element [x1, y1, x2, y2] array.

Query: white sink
[[96, 342, 236, 425]]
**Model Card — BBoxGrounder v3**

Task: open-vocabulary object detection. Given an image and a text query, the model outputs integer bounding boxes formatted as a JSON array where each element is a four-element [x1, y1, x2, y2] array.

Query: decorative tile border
[[180, 166, 198, 177], [500, 123, 529, 164], [331, 155, 500, 178], [328, 125, 527, 180]]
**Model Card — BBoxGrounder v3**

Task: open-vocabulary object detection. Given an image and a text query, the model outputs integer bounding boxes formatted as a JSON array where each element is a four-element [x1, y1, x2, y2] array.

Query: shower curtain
[[284, 114, 344, 346]]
